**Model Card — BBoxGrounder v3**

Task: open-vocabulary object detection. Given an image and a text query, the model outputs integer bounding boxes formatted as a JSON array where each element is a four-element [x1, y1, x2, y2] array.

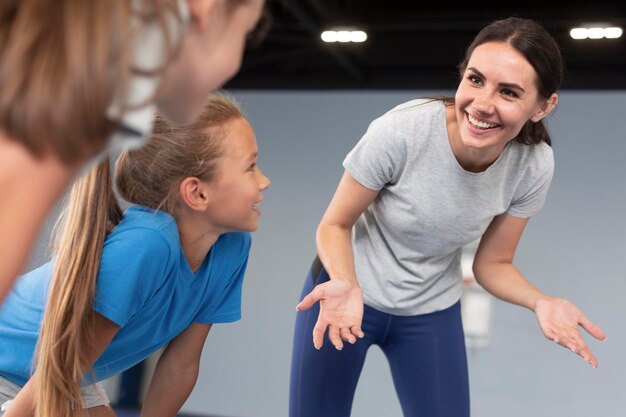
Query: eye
[[247, 163, 257, 172], [500, 88, 519, 98], [467, 74, 483, 86]]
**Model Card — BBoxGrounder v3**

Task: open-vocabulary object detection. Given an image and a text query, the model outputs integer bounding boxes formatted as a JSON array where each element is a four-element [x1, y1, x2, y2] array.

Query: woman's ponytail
[[517, 120, 552, 146]]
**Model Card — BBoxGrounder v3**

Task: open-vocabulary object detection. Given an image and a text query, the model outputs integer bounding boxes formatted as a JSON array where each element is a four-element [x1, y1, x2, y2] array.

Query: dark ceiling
[[225, 0, 626, 90]]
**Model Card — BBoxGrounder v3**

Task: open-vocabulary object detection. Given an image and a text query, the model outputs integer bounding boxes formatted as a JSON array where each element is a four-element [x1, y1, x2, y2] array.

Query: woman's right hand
[[296, 279, 365, 350]]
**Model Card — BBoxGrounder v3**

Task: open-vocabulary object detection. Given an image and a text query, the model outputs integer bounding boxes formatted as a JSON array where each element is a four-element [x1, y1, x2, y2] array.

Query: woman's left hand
[[534, 297, 606, 368]]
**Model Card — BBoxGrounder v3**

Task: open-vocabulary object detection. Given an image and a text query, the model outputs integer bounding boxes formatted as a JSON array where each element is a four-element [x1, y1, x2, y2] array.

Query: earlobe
[[531, 93, 559, 123], [186, 0, 219, 32]]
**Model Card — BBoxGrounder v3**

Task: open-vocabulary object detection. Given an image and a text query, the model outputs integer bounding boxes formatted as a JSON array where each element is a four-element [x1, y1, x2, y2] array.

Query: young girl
[[290, 18, 606, 417], [0, 0, 266, 302], [0, 93, 270, 417]]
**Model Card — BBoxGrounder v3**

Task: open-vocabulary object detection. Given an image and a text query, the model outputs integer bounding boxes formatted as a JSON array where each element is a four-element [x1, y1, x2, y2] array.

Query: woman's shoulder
[[368, 98, 446, 137], [381, 98, 444, 121], [509, 140, 554, 168]]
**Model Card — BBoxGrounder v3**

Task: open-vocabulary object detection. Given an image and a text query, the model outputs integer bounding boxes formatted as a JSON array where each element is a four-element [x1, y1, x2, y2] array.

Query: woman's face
[[157, 0, 265, 125], [454, 41, 557, 154]]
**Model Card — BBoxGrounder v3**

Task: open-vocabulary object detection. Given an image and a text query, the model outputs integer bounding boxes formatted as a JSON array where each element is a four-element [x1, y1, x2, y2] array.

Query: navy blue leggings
[[289, 259, 470, 417]]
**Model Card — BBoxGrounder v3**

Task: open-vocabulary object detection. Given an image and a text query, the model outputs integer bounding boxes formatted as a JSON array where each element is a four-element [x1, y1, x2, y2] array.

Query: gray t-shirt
[[343, 99, 554, 316]]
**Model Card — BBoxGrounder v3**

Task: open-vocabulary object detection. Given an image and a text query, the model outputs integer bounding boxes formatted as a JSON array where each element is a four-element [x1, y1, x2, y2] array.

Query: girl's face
[[204, 117, 270, 233], [157, 0, 265, 124], [453, 41, 557, 155]]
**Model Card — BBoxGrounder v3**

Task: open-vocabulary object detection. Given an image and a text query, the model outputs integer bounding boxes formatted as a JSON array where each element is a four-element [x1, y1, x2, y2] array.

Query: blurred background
[[27, 1, 626, 416]]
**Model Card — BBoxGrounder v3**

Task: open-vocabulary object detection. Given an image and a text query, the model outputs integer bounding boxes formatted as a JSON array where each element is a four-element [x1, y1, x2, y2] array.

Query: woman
[[290, 17, 606, 417]]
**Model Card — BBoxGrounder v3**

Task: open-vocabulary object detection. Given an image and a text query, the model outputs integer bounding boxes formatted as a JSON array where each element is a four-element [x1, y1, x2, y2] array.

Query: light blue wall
[[181, 91, 626, 417]]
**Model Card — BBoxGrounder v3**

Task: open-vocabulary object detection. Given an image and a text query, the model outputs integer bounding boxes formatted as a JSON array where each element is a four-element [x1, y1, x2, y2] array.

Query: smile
[[468, 113, 500, 130]]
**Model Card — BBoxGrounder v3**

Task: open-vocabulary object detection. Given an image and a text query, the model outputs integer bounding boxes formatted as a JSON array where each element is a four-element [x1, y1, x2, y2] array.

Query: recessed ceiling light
[[321, 28, 367, 43], [570, 25, 623, 40]]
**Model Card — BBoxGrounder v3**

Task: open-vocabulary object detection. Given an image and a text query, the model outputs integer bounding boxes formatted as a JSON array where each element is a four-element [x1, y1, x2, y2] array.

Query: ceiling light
[[569, 25, 623, 40], [321, 29, 367, 43], [604, 27, 623, 38]]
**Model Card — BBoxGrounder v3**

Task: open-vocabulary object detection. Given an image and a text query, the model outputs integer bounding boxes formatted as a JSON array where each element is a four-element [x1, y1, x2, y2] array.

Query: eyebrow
[[467, 67, 526, 93]]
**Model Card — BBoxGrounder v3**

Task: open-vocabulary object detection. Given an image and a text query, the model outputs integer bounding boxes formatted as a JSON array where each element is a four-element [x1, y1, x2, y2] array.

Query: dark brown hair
[[458, 17, 563, 146]]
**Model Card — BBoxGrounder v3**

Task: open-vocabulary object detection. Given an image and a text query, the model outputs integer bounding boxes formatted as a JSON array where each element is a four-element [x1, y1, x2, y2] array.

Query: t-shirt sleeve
[[507, 145, 555, 218], [343, 113, 408, 190], [194, 233, 251, 324], [93, 228, 172, 327]]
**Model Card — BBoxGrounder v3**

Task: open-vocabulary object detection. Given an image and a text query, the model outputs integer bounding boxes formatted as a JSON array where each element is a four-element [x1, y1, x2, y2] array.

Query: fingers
[[549, 333, 598, 368], [351, 325, 365, 339], [312, 319, 328, 350], [340, 327, 356, 344], [312, 322, 365, 351], [327, 326, 363, 351], [296, 286, 325, 312], [579, 314, 607, 341], [328, 325, 344, 351]]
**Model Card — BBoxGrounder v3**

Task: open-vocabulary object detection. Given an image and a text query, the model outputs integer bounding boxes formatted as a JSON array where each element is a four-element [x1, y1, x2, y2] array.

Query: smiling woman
[[289, 17, 606, 417], [448, 41, 558, 172]]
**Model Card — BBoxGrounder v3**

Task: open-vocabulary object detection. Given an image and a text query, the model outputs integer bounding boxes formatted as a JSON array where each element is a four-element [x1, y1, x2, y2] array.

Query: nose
[[473, 89, 495, 115], [257, 168, 271, 191]]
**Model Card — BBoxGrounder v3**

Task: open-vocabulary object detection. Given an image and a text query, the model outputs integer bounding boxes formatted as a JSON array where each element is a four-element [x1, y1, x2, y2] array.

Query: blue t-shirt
[[0, 206, 250, 386]]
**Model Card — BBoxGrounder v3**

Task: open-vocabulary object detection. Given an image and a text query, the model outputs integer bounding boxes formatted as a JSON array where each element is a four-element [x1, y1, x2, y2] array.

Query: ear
[[531, 93, 558, 123], [178, 177, 210, 211], [186, 0, 221, 32]]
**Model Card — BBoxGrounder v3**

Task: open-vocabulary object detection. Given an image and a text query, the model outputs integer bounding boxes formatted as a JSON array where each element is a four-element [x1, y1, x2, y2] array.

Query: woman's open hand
[[296, 279, 365, 350], [534, 297, 606, 368]]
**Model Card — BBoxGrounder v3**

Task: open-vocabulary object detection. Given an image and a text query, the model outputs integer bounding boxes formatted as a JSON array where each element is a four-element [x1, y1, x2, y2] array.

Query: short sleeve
[[343, 114, 408, 191], [94, 228, 172, 326], [194, 233, 251, 324], [507, 145, 555, 218]]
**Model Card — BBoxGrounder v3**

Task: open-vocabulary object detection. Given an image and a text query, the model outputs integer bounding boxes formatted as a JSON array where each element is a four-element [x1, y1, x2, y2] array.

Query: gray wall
[[26, 91, 626, 416]]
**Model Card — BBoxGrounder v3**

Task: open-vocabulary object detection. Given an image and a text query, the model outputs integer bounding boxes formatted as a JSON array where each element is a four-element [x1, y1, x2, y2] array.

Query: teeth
[[468, 114, 498, 129]]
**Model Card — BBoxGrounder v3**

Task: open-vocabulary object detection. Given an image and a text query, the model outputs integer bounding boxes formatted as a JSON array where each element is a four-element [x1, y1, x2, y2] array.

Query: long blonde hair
[[34, 93, 244, 417], [0, 0, 184, 164]]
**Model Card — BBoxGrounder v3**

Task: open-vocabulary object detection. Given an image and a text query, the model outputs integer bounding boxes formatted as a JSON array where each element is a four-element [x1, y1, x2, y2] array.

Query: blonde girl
[[0, 93, 270, 417], [0, 0, 266, 302]]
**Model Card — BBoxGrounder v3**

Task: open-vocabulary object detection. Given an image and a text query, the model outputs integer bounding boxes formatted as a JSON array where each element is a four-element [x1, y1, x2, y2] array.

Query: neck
[[449, 135, 505, 173], [176, 215, 221, 273], [445, 105, 505, 173]]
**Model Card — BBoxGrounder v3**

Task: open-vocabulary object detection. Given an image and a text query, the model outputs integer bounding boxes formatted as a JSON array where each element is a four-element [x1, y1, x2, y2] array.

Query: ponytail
[[517, 120, 552, 146], [34, 159, 122, 417], [33, 92, 244, 417]]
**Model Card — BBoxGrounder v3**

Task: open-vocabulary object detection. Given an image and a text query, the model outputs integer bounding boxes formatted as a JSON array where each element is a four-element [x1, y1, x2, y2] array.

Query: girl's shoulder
[[104, 206, 178, 259], [111, 206, 178, 240], [213, 232, 252, 258]]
